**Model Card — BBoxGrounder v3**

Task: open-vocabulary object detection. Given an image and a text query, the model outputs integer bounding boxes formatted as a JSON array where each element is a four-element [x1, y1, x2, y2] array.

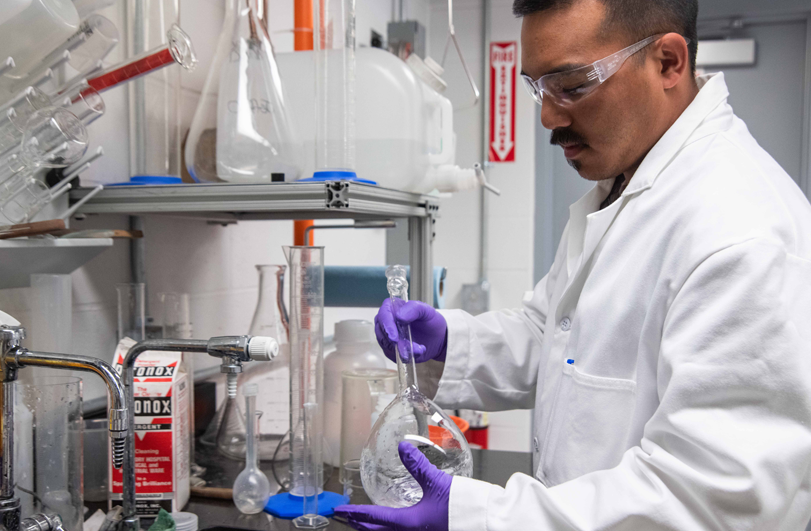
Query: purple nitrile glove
[[374, 299, 448, 364], [334, 441, 452, 531]]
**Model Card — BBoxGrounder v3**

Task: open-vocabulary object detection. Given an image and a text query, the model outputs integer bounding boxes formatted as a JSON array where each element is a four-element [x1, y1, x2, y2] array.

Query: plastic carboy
[[360, 266, 473, 508], [185, 0, 300, 183], [217, 265, 290, 460]]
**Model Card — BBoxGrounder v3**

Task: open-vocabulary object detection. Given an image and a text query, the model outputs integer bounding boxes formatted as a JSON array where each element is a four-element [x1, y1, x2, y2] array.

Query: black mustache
[[550, 128, 587, 147]]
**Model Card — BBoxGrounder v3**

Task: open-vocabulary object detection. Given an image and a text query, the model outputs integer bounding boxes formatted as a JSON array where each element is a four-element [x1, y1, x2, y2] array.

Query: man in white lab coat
[[335, 0, 811, 529]]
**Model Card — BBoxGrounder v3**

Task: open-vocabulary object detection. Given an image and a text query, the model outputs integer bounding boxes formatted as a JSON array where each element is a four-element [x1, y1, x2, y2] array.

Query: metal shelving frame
[[69, 180, 440, 303]]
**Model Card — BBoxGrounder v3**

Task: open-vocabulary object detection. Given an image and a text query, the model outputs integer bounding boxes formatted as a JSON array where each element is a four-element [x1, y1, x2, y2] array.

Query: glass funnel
[[360, 265, 472, 508], [185, 0, 300, 183]]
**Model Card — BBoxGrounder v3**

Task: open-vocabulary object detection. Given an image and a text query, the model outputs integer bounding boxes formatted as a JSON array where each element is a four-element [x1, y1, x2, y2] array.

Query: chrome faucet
[[120, 335, 278, 531], [0, 312, 128, 531]]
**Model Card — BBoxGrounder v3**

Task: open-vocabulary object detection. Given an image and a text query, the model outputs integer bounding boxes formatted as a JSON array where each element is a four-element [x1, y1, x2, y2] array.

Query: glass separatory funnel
[[185, 0, 300, 183], [360, 265, 473, 508], [233, 384, 272, 514], [266, 247, 346, 527]]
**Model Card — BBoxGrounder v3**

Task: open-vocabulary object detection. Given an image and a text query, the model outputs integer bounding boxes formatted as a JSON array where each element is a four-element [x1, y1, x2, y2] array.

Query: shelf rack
[[69, 180, 441, 303]]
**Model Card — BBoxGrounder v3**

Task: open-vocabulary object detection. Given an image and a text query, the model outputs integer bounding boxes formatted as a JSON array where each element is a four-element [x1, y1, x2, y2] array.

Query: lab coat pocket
[[540, 363, 636, 486]]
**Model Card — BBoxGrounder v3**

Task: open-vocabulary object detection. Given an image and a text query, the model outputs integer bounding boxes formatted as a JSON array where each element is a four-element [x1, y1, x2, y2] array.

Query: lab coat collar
[[621, 72, 731, 198]]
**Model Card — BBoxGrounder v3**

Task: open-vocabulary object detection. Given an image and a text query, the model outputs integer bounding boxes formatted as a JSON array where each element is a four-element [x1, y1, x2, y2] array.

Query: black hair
[[513, 0, 698, 74]]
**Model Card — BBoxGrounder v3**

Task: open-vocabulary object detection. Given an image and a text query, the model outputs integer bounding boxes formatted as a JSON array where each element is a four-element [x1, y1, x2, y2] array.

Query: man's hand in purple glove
[[334, 441, 452, 531], [374, 300, 448, 363]]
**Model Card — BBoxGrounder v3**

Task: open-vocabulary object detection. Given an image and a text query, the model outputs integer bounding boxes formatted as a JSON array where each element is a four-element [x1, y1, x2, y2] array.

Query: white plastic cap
[[171, 512, 198, 531], [248, 336, 279, 361], [335, 320, 375, 344], [243, 383, 258, 397]]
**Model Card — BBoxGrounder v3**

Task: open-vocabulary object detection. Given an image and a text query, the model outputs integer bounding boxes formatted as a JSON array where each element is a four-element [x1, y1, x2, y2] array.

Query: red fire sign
[[489, 42, 517, 163]]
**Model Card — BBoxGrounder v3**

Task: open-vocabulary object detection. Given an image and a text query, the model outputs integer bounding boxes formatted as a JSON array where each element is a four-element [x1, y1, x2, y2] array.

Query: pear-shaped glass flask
[[233, 384, 272, 514], [360, 266, 473, 508], [185, 0, 300, 183]]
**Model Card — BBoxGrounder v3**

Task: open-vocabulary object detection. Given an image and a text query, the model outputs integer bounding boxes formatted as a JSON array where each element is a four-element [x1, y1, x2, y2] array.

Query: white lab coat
[[433, 73, 811, 530]]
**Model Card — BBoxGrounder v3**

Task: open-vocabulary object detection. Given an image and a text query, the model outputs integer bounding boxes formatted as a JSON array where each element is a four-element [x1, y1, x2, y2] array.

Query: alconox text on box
[[109, 338, 190, 516]]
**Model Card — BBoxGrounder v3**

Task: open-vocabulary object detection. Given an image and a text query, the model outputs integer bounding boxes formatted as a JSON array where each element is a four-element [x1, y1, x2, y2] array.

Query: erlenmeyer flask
[[215, 265, 290, 460], [241, 265, 291, 459], [185, 0, 300, 183], [360, 265, 472, 508]]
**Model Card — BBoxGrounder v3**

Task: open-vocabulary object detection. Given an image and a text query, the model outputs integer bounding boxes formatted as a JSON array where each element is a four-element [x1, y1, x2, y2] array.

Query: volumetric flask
[[360, 266, 472, 508], [185, 0, 300, 183], [14, 376, 84, 531], [233, 386, 272, 514]]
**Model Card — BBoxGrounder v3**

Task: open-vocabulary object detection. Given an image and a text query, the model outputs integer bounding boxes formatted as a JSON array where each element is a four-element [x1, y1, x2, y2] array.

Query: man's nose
[[540, 98, 572, 131]]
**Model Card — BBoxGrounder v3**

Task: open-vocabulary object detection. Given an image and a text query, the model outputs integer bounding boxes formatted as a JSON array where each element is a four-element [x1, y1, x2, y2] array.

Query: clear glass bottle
[[185, 0, 300, 183], [217, 265, 290, 460], [360, 266, 473, 508], [127, 0, 183, 179]]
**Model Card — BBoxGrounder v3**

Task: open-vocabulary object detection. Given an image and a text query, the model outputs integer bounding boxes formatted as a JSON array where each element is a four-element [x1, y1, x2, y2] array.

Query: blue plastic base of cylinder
[[265, 491, 349, 519], [299, 170, 377, 185]]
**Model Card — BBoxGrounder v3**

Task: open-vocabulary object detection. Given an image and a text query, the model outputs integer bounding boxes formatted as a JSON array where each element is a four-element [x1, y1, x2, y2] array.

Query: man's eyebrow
[[521, 63, 589, 80]]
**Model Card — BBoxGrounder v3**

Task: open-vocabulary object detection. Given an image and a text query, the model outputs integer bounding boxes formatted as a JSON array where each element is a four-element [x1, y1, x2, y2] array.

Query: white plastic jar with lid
[[324, 320, 390, 467]]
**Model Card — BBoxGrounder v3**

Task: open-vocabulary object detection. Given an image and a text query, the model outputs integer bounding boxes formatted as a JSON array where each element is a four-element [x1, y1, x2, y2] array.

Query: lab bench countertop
[[187, 448, 532, 531]]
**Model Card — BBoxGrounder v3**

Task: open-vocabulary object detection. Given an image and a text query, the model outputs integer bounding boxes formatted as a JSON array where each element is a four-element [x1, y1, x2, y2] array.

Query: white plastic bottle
[[324, 320, 389, 467]]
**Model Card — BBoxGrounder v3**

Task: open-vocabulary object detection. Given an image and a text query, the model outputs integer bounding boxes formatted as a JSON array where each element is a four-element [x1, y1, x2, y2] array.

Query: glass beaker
[[360, 266, 473, 508], [340, 369, 398, 467], [117, 283, 146, 341], [185, 0, 300, 183], [13, 377, 83, 531], [83, 418, 109, 502], [311, 0, 356, 179], [286, 246, 327, 528]]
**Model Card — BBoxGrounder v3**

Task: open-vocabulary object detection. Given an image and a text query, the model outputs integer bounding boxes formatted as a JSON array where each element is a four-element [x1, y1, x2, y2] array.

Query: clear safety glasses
[[521, 33, 680, 106]]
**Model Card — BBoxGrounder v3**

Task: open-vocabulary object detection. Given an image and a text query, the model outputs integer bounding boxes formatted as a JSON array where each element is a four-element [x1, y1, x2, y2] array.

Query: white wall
[[429, 0, 536, 452]]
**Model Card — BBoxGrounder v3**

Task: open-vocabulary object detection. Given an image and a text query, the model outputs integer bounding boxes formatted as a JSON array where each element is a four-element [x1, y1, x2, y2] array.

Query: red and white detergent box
[[109, 338, 190, 516]]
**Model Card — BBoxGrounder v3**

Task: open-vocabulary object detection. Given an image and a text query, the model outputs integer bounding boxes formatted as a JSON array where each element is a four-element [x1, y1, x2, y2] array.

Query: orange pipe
[[293, 0, 314, 244], [294, 220, 315, 246], [294, 0, 313, 51]]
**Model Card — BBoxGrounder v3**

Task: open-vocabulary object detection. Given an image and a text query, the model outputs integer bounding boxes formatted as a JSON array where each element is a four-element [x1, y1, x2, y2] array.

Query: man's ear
[[654, 33, 691, 90]]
